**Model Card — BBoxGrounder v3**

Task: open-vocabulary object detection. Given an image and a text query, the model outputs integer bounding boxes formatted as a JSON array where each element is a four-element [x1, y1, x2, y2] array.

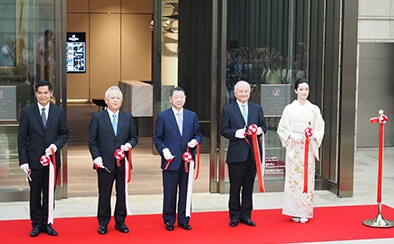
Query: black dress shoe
[[179, 223, 192, 230], [115, 223, 129, 233], [30, 226, 41, 237], [98, 225, 107, 235], [43, 224, 58, 236], [229, 219, 238, 227], [165, 222, 174, 231], [240, 218, 256, 226]]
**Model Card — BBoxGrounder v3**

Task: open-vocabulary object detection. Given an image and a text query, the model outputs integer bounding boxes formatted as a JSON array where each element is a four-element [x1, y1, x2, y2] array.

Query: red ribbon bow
[[182, 144, 201, 180], [40, 155, 51, 166], [114, 148, 125, 167]]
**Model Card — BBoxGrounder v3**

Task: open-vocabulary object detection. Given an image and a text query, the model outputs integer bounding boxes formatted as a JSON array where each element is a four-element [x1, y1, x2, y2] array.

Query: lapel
[[232, 102, 246, 126], [168, 108, 182, 137], [102, 111, 116, 137], [34, 103, 46, 129]]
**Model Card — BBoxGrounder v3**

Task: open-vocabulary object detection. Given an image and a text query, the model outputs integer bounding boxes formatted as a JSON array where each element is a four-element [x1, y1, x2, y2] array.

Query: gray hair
[[104, 86, 123, 99]]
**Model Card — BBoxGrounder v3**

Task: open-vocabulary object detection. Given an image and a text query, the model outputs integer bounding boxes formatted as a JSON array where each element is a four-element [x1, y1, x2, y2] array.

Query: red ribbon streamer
[[248, 124, 264, 193], [127, 149, 132, 183], [303, 127, 313, 193], [370, 114, 388, 203], [303, 137, 309, 193]]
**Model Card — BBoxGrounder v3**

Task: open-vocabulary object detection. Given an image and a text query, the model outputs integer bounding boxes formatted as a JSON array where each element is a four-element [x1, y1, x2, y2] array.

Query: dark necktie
[[41, 108, 47, 127]]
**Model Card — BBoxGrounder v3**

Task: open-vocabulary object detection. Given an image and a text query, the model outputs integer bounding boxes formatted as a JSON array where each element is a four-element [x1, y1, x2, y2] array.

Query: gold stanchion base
[[363, 213, 394, 228]]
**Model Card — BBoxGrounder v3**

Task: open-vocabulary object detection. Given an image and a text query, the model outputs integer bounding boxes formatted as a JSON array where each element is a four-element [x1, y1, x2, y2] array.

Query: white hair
[[104, 86, 123, 99]]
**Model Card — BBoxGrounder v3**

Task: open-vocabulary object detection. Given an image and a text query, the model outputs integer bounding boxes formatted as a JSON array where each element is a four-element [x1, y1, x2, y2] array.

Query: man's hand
[[93, 157, 104, 168], [20, 163, 29, 174], [235, 129, 245, 139], [121, 143, 132, 151], [187, 139, 198, 148], [163, 148, 174, 161], [45, 144, 57, 156]]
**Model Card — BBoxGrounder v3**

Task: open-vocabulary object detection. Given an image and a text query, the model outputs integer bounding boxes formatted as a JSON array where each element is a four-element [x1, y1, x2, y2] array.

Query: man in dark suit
[[18, 80, 69, 237], [220, 80, 267, 227], [88, 86, 138, 235], [154, 87, 202, 231]]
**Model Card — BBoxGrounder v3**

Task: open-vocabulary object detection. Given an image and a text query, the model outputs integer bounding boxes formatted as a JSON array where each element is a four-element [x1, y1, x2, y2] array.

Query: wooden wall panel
[[90, 14, 121, 98], [122, 0, 153, 13], [90, 0, 121, 13], [121, 14, 152, 81], [67, 0, 89, 13]]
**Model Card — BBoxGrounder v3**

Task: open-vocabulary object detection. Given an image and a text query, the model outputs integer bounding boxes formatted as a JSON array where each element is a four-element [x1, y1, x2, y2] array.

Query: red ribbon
[[182, 143, 201, 180], [113, 148, 132, 183], [127, 149, 132, 183], [303, 127, 313, 193], [40, 148, 56, 186], [114, 148, 125, 167], [370, 114, 388, 203], [40, 148, 56, 224], [247, 124, 264, 193]]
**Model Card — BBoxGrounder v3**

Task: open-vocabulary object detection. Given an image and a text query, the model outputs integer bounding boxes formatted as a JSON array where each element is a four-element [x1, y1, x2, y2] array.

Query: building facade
[[1, 0, 389, 202]]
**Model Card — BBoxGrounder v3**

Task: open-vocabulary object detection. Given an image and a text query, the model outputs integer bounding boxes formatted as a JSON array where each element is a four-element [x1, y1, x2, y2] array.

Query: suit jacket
[[88, 110, 138, 172], [18, 103, 69, 169], [154, 108, 202, 170], [220, 101, 267, 164]]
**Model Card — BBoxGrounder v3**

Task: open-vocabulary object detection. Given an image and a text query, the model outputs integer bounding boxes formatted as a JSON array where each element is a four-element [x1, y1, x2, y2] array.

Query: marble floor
[[1, 104, 394, 243]]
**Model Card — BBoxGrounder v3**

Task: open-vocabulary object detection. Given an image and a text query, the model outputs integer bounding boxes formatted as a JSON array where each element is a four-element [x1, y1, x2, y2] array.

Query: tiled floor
[[1, 104, 394, 243]]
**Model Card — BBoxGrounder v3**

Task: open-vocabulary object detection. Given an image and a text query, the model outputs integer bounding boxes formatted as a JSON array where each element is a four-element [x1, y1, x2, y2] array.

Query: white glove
[[93, 157, 104, 168], [162, 148, 174, 161], [20, 163, 29, 174], [121, 143, 132, 151], [187, 139, 198, 148], [235, 129, 245, 139], [290, 133, 304, 143], [256, 127, 263, 135], [45, 144, 57, 156]]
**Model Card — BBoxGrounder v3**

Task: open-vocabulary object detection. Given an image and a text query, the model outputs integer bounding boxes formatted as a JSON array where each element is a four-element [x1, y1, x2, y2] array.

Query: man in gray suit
[[88, 86, 138, 235], [18, 80, 69, 237]]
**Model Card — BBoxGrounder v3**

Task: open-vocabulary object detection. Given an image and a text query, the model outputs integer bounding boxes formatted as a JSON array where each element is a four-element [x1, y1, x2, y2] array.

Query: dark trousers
[[29, 167, 58, 228], [162, 162, 189, 225], [227, 153, 257, 220], [97, 166, 126, 226]]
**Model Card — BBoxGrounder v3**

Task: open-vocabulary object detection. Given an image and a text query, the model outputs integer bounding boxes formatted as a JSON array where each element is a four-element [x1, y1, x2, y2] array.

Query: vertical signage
[[66, 32, 86, 73]]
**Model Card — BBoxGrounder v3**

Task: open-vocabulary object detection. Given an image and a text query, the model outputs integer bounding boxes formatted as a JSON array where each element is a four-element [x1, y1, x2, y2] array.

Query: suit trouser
[[227, 154, 257, 220], [29, 166, 59, 228], [162, 162, 189, 225], [97, 167, 127, 226]]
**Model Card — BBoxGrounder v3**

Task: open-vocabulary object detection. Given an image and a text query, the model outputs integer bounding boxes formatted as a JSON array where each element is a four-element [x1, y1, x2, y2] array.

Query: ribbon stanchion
[[363, 110, 394, 228]]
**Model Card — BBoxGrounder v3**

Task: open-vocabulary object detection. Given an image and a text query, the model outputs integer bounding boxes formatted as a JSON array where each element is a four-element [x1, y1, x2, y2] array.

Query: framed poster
[[66, 32, 86, 73], [261, 84, 292, 117], [0, 86, 17, 121]]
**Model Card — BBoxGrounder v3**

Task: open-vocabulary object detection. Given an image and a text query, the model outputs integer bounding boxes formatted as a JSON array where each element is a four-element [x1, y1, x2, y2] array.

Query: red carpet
[[2, 204, 394, 243]]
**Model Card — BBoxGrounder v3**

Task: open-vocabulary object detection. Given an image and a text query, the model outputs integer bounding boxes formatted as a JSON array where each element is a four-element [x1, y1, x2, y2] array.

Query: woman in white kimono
[[277, 78, 325, 224]]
